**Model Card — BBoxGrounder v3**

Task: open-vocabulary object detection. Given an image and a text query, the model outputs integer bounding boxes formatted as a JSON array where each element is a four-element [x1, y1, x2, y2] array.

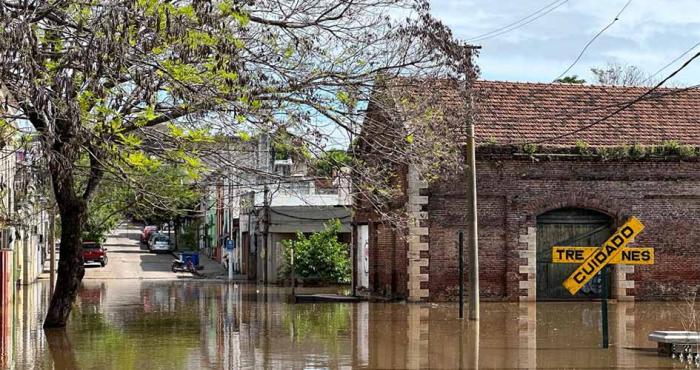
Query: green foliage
[[555, 75, 586, 84], [593, 141, 698, 160], [521, 143, 538, 155], [178, 221, 200, 251], [125, 165, 201, 224], [629, 143, 647, 159], [575, 140, 591, 155], [596, 145, 630, 161], [313, 150, 350, 177], [271, 129, 310, 161], [281, 220, 350, 284], [83, 207, 120, 243]]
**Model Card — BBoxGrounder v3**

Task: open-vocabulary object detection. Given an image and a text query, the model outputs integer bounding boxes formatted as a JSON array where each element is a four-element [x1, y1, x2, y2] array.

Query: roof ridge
[[473, 79, 685, 92]]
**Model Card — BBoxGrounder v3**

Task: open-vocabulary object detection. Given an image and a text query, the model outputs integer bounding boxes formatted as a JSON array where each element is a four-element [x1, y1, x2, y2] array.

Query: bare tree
[[0, 0, 476, 327], [590, 62, 652, 86]]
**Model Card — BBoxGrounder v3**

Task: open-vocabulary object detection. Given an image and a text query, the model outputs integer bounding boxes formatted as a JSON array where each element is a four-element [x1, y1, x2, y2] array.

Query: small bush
[[575, 140, 591, 155], [521, 143, 538, 155], [281, 219, 350, 284], [629, 143, 647, 159], [678, 144, 697, 159]]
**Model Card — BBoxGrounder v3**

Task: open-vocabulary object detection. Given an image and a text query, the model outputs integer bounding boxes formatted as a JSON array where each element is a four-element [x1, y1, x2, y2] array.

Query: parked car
[[148, 233, 173, 253], [82, 242, 108, 267], [140, 225, 158, 244]]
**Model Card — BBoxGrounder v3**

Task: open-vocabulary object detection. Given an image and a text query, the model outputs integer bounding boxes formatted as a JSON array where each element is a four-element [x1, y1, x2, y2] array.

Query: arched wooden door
[[536, 208, 613, 300]]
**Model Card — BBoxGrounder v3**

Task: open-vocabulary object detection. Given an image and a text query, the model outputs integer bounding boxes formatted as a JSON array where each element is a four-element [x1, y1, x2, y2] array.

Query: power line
[[554, 0, 632, 81], [466, 0, 569, 43], [536, 50, 700, 144], [643, 40, 700, 85], [269, 208, 350, 221]]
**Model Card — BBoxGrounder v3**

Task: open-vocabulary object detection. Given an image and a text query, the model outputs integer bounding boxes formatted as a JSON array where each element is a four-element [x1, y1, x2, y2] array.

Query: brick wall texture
[[358, 156, 700, 301]]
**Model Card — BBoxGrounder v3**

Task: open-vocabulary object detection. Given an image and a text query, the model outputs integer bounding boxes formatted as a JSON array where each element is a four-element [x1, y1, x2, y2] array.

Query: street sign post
[[552, 217, 653, 349]]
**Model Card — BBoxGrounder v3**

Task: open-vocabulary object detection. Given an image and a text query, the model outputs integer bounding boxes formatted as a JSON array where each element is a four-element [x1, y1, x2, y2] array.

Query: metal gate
[[536, 208, 613, 300]]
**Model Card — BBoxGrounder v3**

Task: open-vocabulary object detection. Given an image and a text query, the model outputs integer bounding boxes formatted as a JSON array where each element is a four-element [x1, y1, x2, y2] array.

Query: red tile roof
[[384, 79, 700, 147], [473, 80, 700, 146]]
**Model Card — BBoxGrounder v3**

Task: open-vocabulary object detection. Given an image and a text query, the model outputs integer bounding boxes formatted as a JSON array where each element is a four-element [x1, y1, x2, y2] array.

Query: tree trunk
[[43, 198, 86, 328]]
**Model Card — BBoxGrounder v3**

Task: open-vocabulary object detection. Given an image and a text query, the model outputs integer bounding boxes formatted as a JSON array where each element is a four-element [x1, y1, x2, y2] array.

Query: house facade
[[197, 132, 352, 283], [355, 80, 700, 302]]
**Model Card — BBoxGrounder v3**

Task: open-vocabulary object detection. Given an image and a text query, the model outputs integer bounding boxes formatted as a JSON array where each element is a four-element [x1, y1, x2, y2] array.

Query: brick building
[[354, 80, 700, 302]]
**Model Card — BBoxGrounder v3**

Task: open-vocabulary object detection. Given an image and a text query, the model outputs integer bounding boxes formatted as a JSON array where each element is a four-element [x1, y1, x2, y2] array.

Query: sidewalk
[[171, 250, 242, 279]]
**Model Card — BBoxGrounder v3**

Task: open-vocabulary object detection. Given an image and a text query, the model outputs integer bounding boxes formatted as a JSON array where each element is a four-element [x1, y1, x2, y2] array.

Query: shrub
[[281, 219, 350, 284], [575, 140, 591, 155]]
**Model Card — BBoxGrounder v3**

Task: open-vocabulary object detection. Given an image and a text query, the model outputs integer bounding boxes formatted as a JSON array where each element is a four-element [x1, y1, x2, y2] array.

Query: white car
[[148, 233, 172, 253]]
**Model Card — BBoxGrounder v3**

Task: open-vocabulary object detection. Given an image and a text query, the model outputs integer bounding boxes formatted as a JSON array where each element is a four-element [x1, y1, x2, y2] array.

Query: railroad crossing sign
[[559, 217, 646, 295], [552, 246, 654, 265], [551, 216, 652, 349]]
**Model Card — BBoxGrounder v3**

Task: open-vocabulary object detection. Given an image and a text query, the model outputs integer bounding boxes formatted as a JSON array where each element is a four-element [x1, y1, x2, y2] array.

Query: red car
[[140, 225, 158, 244], [82, 242, 108, 267]]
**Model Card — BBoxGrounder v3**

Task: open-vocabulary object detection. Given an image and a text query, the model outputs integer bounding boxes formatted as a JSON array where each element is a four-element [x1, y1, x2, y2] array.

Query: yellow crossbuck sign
[[552, 246, 654, 265], [561, 217, 646, 295]]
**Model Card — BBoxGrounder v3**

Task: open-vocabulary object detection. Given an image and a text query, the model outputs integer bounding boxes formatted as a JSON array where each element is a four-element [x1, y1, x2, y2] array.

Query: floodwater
[[1, 280, 691, 369]]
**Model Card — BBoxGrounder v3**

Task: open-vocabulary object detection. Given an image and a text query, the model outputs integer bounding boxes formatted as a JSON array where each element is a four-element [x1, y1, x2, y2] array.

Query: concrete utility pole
[[228, 241, 233, 281], [466, 121, 480, 321], [48, 206, 56, 293], [263, 185, 269, 285]]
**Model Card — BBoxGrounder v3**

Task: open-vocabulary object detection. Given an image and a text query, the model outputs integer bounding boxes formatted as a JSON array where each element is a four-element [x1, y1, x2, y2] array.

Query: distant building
[[197, 132, 352, 283], [355, 80, 700, 302], [0, 87, 50, 293]]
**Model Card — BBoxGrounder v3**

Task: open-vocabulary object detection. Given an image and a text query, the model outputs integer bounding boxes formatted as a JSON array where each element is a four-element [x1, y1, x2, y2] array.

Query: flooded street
[[0, 224, 690, 369], [1, 279, 691, 369]]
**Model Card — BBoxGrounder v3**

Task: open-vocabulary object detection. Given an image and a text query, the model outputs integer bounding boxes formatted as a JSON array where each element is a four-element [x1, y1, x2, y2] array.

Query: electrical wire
[[642, 40, 700, 85], [536, 50, 700, 144], [467, 0, 569, 43], [270, 208, 350, 221], [554, 0, 633, 81]]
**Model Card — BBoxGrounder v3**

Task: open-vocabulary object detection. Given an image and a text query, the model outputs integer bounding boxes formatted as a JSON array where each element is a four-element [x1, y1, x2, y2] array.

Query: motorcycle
[[171, 258, 195, 273]]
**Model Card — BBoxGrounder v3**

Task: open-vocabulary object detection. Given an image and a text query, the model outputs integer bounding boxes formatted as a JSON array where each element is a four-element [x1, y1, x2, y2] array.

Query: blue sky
[[430, 0, 700, 85]]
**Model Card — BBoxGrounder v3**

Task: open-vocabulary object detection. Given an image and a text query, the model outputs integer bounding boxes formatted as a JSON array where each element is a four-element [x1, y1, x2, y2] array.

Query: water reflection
[[2, 280, 689, 369]]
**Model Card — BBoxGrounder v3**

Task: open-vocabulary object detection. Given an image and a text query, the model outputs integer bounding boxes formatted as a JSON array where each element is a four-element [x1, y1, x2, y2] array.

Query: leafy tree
[[555, 75, 586, 84], [281, 220, 351, 284], [82, 163, 201, 242], [0, 0, 475, 327], [313, 149, 351, 178]]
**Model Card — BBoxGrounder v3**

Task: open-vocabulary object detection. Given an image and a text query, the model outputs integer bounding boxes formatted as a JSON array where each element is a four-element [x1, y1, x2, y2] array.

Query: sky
[[429, 0, 700, 85]]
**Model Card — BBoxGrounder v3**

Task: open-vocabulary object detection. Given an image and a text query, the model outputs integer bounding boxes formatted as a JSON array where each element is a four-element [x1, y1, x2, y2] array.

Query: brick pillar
[[613, 264, 635, 301], [518, 227, 537, 301], [407, 166, 429, 302]]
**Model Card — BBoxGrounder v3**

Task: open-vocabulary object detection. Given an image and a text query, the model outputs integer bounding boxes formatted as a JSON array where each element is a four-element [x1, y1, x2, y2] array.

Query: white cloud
[[430, 0, 700, 85]]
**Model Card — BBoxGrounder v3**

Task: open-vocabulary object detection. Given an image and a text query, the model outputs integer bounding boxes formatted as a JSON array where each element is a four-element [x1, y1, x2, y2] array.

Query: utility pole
[[291, 240, 296, 302], [48, 205, 56, 294], [263, 185, 269, 285], [228, 239, 234, 282], [466, 121, 480, 321]]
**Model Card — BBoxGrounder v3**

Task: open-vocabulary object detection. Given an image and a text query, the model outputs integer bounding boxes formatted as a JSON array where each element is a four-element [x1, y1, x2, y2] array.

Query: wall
[[365, 156, 700, 301]]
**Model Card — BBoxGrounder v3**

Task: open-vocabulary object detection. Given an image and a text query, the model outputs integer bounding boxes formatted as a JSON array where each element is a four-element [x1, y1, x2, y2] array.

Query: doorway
[[536, 208, 613, 300]]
